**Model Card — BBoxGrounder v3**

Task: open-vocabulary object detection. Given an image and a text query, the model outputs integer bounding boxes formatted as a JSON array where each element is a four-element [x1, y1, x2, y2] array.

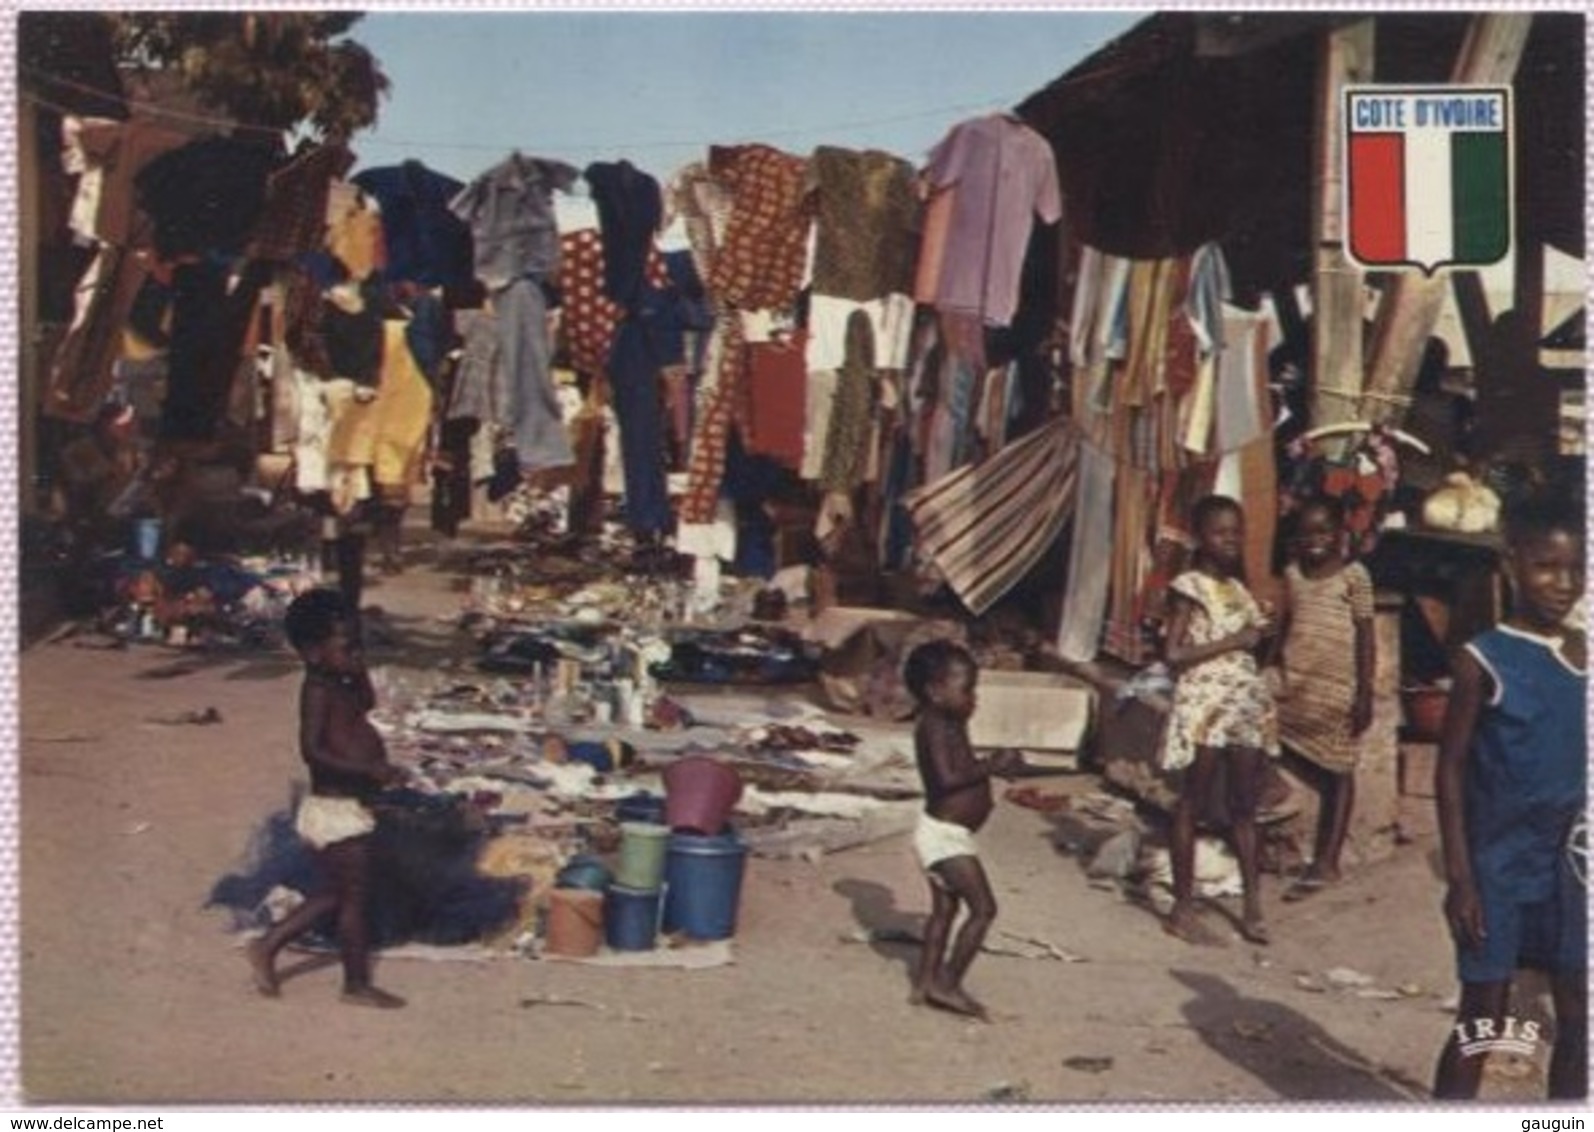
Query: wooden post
[[1450, 271, 1494, 368], [1362, 14, 1532, 425], [1310, 19, 1375, 434], [18, 100, 40, 517]]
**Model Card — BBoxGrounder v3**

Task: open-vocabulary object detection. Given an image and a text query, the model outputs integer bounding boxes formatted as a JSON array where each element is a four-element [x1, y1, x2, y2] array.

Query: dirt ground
[[14, 526, 1565, 1109]]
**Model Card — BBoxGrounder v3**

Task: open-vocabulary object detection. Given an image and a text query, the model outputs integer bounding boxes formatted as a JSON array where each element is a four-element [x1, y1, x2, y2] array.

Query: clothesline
[[21, 61, 1028, 166]]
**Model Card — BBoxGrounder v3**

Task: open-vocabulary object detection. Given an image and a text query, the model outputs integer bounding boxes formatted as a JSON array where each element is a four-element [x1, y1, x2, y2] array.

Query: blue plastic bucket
[[604, 882, 663, 951], [615, 791, 666, 826], [662, 830, 748, 940]]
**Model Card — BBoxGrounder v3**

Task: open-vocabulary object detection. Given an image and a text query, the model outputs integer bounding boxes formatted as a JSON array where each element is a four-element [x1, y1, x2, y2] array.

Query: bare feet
[[1240, 911, 1271, 946], [1282, 875, 1330, 903], [340, 986, 407, 1009], [923, 983, 991, 1022], [1163, 906, 1223, 947], [246, 940, 280, 998]]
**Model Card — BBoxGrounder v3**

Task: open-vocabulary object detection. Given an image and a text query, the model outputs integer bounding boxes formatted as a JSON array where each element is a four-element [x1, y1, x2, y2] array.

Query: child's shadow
[[832, 877, 924, 990], [1170, 969, 1427, 1101]]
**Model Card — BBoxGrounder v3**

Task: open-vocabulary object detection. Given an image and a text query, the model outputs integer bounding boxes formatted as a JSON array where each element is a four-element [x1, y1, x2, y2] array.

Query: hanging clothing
[[681, 315, 746, 524], [666, 161, 732, 286], [921, 114, 1061, 328], [819, 311, 879, 494], [322, 283, 384, 388], [1101, 463, 1154, 664], [351, 160, 475, 290], [586, 161, 663, 307], [133, 136, 276, 260], [912, 186, 957, 305], [161, 259, 270, 443], [445, 309, 505, 425], [449, 152, 579, 291], [1055, 440, 1117, 663], [368, 320, 435, 489], [1212, 305, 1274, 454], [63, 116, 194, 248], [45, 244, 149, 422], [558, 229, 670, 375], [805, 293, 915, 373], [326, 185, 388, 282], [744, 330, 808, 471], [495, 276, 572, 473], [705, 144, 810, 312], [806, 146, 918, 302], [252, 142, 354, 263], [902, 417, 1079, 616]]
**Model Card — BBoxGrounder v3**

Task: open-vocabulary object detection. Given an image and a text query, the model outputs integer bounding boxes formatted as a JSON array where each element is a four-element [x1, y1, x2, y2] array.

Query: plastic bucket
[[662, 830, 748, 940], [604, 882, 664, 951], [131, 518, 162, 561], [544, 888, 603, 957], [615, 791, 666, 826], [555, 854, 612, 892], [615, 822, 670, 889], [662, 756, 743, 835]]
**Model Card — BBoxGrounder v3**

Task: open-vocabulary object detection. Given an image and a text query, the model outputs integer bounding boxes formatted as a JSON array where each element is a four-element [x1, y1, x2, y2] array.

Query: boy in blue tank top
[[1433, 495, 1586, 1098]]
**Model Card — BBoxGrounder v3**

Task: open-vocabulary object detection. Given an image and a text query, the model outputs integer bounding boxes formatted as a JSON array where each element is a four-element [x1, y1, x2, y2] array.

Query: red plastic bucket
[[662, 756, 743, 835]]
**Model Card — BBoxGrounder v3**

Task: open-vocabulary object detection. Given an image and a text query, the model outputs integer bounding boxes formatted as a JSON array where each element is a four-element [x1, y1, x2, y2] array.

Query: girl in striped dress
[[1275, 495, 1375, 901]]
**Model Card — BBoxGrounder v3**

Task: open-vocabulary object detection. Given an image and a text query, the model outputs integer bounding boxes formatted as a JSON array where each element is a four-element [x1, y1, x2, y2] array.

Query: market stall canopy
[[1015, 12, 1584, 299]]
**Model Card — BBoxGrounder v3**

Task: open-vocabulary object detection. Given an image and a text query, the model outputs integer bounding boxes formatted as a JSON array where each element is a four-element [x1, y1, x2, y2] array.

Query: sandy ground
[[14, 531, 1564, 1108]]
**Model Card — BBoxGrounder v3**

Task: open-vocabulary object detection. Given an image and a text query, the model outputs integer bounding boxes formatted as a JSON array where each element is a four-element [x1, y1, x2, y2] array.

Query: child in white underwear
[[246, 588, 408, 1008], [904, 639, 1021, 1020]]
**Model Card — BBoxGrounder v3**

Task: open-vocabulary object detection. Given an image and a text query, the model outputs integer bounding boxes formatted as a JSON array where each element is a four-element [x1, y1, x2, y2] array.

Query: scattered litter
[[984, 1081, 1031, 1102], [124, 822, 152, 836], [741, 802, 918, 860], [1438, 993, 1460, 1012], [1397, 982, 1423, 998], [519, 994, 607, 1012], [1086, 829, 1141, 881], [1142, 838, 1242, 897], [990, 928, 1087, 964], [1294, 974, 1327, 993], [1354, 988, 1403, 1000], [841, 926, 1085, 963], [1062, 1056, 1114, 1074], [1325, 966, 1377, 989], [1004, 785, 1072, 814], [138, 662, 204, 680], [148, 707, 223, 726]]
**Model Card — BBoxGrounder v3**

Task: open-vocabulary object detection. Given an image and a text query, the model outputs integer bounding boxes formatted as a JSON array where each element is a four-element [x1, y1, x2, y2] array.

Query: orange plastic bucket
[[544, 888, 603, 957]]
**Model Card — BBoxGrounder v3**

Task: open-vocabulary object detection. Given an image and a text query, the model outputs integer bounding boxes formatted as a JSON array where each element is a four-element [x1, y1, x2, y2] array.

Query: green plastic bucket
[[614, 821, 670, 890]]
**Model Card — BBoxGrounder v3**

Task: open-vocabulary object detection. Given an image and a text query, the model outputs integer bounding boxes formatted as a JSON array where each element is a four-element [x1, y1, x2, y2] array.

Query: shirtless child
[[904, 640, 1022, 1020], [247, 588, 408, 1008]]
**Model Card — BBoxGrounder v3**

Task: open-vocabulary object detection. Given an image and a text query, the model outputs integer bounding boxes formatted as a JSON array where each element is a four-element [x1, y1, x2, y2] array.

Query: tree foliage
[[109, 12, 389, 139]]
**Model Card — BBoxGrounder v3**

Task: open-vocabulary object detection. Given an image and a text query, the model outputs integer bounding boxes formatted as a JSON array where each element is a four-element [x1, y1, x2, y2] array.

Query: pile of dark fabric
[[649, 627, 818, 685], [208, 789, 526, 950]]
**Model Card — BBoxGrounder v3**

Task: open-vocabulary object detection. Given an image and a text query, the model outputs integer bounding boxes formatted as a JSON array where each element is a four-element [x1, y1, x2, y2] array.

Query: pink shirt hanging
[[921, 115, 1062, 328]]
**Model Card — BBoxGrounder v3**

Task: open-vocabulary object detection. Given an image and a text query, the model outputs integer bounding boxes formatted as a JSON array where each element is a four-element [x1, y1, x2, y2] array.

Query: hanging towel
[[902, 417, 1079, 616]]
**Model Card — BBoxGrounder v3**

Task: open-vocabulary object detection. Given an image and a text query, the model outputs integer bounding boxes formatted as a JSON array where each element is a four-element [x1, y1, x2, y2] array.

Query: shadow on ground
[[1170, 968, 1429, 1101]]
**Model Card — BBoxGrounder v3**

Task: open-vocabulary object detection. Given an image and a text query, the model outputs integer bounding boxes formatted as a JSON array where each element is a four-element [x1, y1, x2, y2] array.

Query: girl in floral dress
[[1161, 495, 1280, 945]]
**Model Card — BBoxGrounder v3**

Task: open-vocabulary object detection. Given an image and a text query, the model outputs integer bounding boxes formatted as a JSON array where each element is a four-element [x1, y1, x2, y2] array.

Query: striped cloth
[[902, 417, 1080, 616]]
